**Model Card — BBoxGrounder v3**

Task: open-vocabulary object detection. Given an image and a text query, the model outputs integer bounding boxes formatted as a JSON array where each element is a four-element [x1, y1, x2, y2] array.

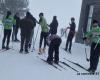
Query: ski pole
[[32, 25, 40, 50], [85, 47, 90, 61], [94, 38, 100, 50], [82, 28, 90, 62]]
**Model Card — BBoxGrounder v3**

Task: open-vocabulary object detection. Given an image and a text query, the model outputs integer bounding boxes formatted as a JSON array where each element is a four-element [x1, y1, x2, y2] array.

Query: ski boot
[[6, 46, 10, 50], [42, 48, 46, 53], [25, 49, 29, 54], [2, 45, 6, 49], [19, 49, 23, 53], [38, 48, 42, 55]]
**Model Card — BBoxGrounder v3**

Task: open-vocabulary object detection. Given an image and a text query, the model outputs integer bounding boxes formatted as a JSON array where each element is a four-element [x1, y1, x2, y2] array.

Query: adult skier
[[28, 12, 38, 49], [2, 11, 15, 50], [46, 34, 62, 64], [83, 19, 100, 73], [13, 13, 20, 41], [49, 16, 58, 35], [65, 17, 76, 53], [12, 15, 16, 41], [19, 12, 34, 53], [38, 13, 49, 54]]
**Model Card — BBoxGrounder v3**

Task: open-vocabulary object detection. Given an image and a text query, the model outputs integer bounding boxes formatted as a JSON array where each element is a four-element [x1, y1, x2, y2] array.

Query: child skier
[[83, 19, 100, 73], [46, 34, 62, 64]]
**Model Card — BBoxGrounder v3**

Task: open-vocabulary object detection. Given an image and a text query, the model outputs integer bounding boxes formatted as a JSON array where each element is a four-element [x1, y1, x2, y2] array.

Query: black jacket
[[69, 22, 76, 32], [20, 17, 34, 35], [49, 19, 58, 34], [28, 15, 37, 28], [14, 15, 20, 28]]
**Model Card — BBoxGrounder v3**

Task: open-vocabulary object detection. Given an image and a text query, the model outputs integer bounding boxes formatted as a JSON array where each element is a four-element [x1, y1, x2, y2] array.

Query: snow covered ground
[[0, 25, 100, 80]]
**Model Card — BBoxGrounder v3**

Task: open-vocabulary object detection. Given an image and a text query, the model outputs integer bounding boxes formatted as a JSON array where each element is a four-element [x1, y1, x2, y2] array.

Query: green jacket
[[85, 26, 100, 44], [39, 16, 49, 32], [3, 16, 15, 30]]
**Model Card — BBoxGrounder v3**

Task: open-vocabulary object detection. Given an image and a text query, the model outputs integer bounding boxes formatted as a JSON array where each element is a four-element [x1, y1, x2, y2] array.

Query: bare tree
[[0, 0, 29, 16]]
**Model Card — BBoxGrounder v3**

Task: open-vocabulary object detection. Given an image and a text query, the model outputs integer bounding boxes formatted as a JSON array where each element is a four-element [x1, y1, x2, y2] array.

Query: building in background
[[75, 0, 100, 43]]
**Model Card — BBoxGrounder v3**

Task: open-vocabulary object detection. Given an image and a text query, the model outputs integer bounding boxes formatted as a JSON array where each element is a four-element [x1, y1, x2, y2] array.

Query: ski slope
[[0, 25, 100, 80]]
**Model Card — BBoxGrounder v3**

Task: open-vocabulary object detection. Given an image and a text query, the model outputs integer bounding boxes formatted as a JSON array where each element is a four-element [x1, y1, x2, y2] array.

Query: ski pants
[[15, 26, 19, 40], [12, 25, 16, 41], [65, 33, 74, 51], [29, 28, 34, 45], [20, 32, 31, 51], [47, 38, 62, 62], [2, 29, 12, 47], [39, 32, 48, 48], [90, 42, 100, 71]]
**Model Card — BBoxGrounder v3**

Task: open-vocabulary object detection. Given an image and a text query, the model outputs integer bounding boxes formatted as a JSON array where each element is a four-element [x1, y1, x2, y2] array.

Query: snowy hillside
[[0, 25, 100, 80]]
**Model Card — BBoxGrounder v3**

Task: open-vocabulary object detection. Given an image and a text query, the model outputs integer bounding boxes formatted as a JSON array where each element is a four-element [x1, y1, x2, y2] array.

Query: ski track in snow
[[0, 25, 100, 80]]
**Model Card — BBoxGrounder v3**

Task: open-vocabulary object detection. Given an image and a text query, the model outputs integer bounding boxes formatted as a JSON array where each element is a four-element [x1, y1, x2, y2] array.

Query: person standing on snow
[[38, 13, 49, 54], [12, 15, 16, 41], [13, 13, 20, 42], [49, 16, 58, 35], [19, 12, 34, 53], [28, 12, 38, 49], [2, 11, 15, 50], [46, 34, 62, 64], [83, 20, 100, 73], [65, 17, 76, 53]]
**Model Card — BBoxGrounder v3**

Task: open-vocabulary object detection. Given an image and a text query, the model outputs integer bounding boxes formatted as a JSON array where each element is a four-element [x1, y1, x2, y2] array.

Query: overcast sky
[[29, 0, 82, 30]]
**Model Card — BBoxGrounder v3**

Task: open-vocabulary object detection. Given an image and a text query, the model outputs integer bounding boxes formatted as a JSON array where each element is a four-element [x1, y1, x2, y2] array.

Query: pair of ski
[[31, 48, 46, 55], [61, 47, 71, 54], [0, 48, 12, 53], [0, 47, 16, 53], [63, 58, 100, 74], [37, 56, 66, 71], [37, 56, 79, 72], [63, 58, 89, 72]]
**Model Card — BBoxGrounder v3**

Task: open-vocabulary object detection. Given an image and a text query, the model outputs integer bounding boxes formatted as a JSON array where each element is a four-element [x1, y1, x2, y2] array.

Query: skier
[[14, 13, 20, 42], [38, 13, 49, 54], [49, 16, 58, 35], [12, 15, 16, 41], [65, 17, 76, 53], [2, 11, 15, 50], [46, 34, 62, 64], [19, 12, 34, 53], [83, 19, 100, 73], [28, 12, 38, 49]]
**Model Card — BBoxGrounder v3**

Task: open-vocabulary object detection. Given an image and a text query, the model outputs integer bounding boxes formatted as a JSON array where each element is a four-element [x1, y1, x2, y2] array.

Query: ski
[[59, 61, 79, 73], [0, 48, 15, 53], [54, 63, 66, 70], [0, 49, 8, 53], [61, 47, 71, 53], [63, 58, 89, 72], [37, 56, 62, 71]]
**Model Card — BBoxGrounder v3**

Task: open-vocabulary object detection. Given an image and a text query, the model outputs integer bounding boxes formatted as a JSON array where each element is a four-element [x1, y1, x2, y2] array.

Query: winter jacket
[[46, 34, 62, 46], [49, 19, 58, 34], [85, 26, 100, 44], [69, 22, 76, 35], [39, 16, 49, 32], [3, 16, 15, 30], [14, 15, 20, 28], [20, 17, 34, 35], [29, 16, 37, 28]]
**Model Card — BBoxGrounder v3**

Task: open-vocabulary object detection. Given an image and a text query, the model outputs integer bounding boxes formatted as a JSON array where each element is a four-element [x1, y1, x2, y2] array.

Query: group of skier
[[1, 11, 62, 65], [1, 10, 100, 73]]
